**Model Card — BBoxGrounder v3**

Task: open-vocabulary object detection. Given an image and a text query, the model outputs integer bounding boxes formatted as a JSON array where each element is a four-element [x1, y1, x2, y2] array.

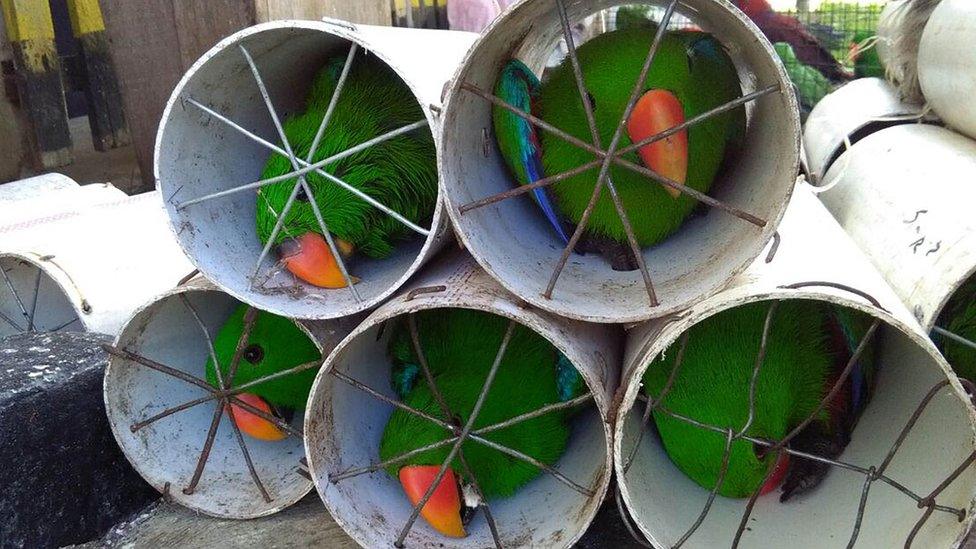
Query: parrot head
[[255, 54, 437, 289], [540, 27, 745, 246], [732, 0, 772, 17], [205, 305, 322, 441]]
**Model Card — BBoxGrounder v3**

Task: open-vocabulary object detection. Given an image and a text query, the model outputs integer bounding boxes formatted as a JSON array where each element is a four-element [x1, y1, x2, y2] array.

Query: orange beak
[[399, 465, 466, 538], [229, 393, 287, 442], [760, 451, 790, 496], [626, 89, 688, 198], [278, 232, 358, 289]]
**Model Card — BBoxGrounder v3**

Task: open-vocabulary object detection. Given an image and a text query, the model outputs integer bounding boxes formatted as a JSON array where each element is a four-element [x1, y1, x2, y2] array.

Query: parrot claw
[[578, 233, 640, 272], [779, 422, 849, 502]]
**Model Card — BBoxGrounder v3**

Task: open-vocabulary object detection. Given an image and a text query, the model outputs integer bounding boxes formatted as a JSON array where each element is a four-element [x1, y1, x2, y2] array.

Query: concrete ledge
[[0, 331, 157, 548]]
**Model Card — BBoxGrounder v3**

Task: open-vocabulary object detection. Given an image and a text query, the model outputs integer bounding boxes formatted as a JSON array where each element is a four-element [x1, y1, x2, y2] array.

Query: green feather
[[774, 42, 832, 108], [254, 54, 437, 259], [852, 30, 885, 79], [938, 278, 976, 382], [538, 27, 744, 247], [642, 301, 834, 498], [205, 305, 322, 410], [379, 309, 578, 499]]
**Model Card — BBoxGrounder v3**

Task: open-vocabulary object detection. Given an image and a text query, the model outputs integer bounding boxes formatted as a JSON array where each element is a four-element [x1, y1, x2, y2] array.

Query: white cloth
[[447, 0, 517, 33]]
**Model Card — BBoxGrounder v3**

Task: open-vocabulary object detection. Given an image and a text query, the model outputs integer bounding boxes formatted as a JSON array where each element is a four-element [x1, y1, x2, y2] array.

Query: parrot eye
[[295, 186, 310, 202], [243, 344, 265, 365], [584, 91, 597, 112]]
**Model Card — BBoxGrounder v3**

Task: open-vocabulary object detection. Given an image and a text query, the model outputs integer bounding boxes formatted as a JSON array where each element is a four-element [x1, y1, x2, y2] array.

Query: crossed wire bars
[[618, 285, 976, 549], [105, 296, 598, 547], [0, 259, 80, 334]]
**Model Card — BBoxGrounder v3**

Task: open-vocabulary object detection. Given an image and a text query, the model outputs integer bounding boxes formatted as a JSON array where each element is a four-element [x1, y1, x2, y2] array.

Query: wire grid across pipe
[[304, 252, 620, 548], [103, 281, 359, 519], [614, 186, 976, 548], [440, 0, 801, 324], [155, 21, 476, 320]]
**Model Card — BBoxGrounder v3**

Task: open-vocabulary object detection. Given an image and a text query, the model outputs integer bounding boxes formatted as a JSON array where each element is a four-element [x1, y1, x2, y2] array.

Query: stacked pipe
[[0, 176, 192, 338], [85, 0, 976, 547]]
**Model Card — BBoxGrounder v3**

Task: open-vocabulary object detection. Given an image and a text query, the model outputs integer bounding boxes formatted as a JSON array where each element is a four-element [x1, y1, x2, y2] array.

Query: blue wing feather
[[494, 60, 570, 244]]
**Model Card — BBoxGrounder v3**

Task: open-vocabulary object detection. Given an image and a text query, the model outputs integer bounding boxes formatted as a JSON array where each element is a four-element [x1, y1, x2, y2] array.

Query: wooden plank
[[1, 0, 72, 169], [170, 0, 256, 69], [66, 0, 130, 152], [99, 0, 182, 192], [254, 0, 391, 25]]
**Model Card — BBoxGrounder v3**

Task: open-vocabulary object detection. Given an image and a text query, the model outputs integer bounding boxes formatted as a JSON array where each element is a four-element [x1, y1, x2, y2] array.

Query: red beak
[[399, 465, 466, 538], [760, 451, 790, 495], [228, 393, 287, 441], [626, 89, 688, 198], [277, 232, 358, 289]]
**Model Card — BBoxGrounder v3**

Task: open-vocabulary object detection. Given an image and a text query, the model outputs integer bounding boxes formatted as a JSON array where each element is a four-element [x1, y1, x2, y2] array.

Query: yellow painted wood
[[66, 0, 107, 37], [0, 0, 55, 43]]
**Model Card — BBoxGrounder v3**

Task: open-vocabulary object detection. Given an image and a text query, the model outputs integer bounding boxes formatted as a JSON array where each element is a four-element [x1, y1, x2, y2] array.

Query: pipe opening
[[0, 255, 81, 338], [306, 306, 610, 547], [103, 288, 324, 518], [157, 23, 442, 319], [617, 296, 976, 548]]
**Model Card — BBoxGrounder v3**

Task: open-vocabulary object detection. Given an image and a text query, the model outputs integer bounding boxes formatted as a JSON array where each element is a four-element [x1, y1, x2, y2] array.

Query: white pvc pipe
[[304, 251, 620, 548], [615, 186, 976, 548], [0, 191, 193, 338], [818, 124, 976, 332], [919, 0, 976, 141], [155, 20, 477, 320], [103, 279, 361, 519], [439, 0, 801, 324]]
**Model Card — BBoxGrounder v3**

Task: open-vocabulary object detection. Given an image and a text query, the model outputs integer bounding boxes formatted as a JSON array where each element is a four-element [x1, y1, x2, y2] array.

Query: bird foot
[[780, 422, 849, 502], [577, 234, 640, 272]]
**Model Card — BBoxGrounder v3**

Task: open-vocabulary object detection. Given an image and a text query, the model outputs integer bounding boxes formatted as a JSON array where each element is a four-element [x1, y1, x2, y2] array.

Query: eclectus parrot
[[378, 308, 585, 538], [774, 42, 832, 111], [493, 27, 745, 270], [935, 281, 976, 383], [733, 0, 850, 82], [205, 305, 322, 441], [254, 54, 437, 288], [642, 300, 876, 500], [850, 30, 885, 79]]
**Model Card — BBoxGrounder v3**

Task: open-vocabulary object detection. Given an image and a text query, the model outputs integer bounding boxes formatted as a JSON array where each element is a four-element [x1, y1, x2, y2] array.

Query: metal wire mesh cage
[[0, 191, 193, 339], [303, 252, 620, 548], [103, 281, 358, 518], [440, 0, 801, 324], [154, 20, 476, 320], [614, 187, 976, 548]]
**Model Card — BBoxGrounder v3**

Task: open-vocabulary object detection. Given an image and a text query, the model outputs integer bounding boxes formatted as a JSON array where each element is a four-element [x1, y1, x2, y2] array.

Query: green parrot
[[378, 308, 584, 538], [493, 26, 745, 270], [851, 30, 885, 79], [774, 41, 832, 111], [205, 305, 322, 441], [254, 53, 437, 289], [935, 279, 976, 382], [642, 300, 876, 500]]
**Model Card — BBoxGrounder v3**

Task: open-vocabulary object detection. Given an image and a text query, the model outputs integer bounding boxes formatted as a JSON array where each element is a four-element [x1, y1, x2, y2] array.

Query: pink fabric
[[448, 0, 517, 33]]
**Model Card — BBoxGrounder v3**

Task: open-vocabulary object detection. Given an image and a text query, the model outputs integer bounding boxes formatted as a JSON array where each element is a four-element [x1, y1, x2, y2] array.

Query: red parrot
[[733, 0, 850, 82]]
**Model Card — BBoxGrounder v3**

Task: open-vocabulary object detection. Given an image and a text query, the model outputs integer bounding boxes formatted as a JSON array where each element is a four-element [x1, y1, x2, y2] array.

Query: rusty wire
[[618, 292, 975, 549], [458, 0, 774, 309], [0, 259, 83, 334], [171, 41, 434, 299], [326, 312, 601, 547], [103, 303, 327, 503]]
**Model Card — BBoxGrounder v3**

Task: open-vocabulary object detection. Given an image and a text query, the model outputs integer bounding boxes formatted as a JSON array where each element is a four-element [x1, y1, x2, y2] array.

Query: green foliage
[[379, 309, 576, 499], [205, 305, 322, 409], [254, 54, 437, 259]]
